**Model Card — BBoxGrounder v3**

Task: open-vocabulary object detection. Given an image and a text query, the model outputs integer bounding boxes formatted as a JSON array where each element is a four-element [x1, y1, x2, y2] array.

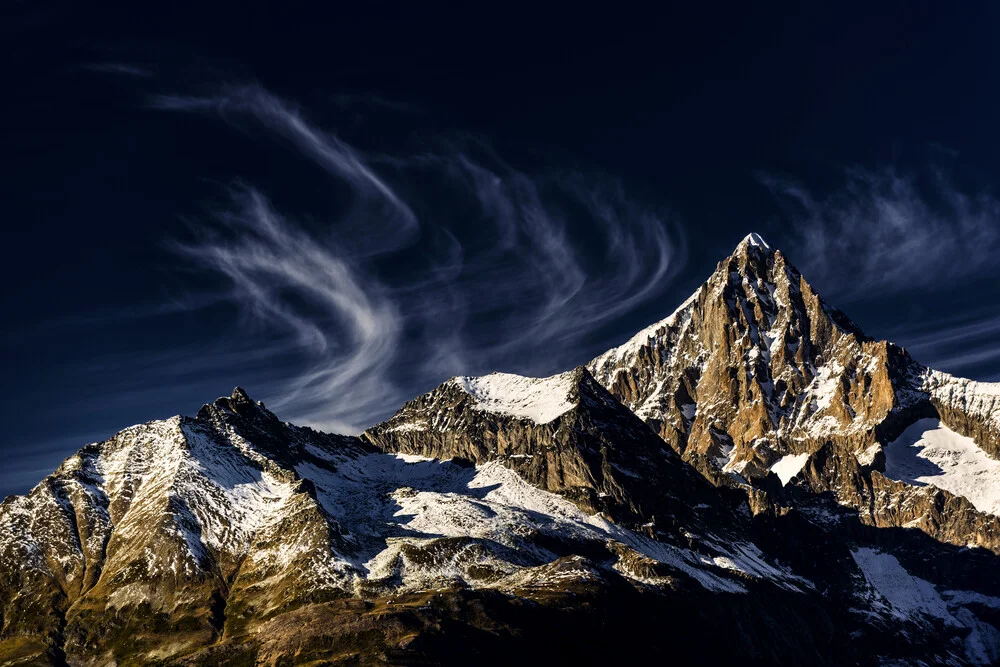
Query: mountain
[[2, 235, 999, 666], [587, 233, 1000, 552]]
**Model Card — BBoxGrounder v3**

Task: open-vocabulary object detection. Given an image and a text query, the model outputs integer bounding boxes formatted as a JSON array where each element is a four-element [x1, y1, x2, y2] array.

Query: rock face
[[588, 233, 1000, 554], [2, 234, 1000, 666], [363, 367, 715, 529], [0, 390, 369, 665], [589, 233, 899, 474]]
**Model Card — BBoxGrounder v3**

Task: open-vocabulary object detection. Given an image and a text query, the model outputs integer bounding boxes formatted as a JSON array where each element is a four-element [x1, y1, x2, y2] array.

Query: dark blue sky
[[3, 1, 1000, 496]]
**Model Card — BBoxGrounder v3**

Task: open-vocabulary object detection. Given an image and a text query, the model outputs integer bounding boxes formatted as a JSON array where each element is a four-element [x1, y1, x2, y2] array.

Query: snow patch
[[769, 453, 810, 485], [807, 362, 843, 414], [295, 452, 806, 595], [856, 444, 882, 467], [386, 421, 428, 433], [740, 232, 771, 250]]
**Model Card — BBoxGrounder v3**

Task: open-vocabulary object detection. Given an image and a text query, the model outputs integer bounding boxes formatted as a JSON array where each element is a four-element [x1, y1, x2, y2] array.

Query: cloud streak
[[154, 85, 685, 432], [761, 166, 1000, 301], [886, 308, 1000, 380], [173, 187, 402, 433], [81, 62, 154, 78], [153, 87, 418, 251]]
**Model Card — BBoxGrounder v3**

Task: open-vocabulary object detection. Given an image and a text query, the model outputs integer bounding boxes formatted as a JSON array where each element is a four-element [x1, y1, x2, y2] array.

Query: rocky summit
[[2, 234, 1000, 666]]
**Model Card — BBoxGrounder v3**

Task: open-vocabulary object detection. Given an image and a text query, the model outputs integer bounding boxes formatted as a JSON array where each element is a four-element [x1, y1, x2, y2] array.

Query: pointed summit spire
[[231, 386, 252, 403], [736, 232, 772, 253]]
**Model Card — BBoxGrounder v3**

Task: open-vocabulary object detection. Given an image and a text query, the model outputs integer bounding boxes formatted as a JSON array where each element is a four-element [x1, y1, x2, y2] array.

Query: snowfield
[[851, 548, 1000, 664], [452, 371, 577, 424], [297, 451, 808, 595], [884, 419, 1000, 516]]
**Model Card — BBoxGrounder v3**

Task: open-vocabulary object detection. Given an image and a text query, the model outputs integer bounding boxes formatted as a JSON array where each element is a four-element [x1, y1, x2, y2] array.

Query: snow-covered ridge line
[[922, 369, 1000, 432], [451, 370, 578, 424], [589, 288, 701, 372]]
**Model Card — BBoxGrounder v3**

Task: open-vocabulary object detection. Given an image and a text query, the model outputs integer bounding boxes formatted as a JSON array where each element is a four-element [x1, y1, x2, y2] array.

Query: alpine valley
[[3, 234, 1000, 666]]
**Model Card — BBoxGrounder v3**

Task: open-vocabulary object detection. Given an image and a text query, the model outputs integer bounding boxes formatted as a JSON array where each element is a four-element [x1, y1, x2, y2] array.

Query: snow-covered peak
[[451, 370, 578, 424], [738, 232, 772, 251], [592, 231, 784, 383]]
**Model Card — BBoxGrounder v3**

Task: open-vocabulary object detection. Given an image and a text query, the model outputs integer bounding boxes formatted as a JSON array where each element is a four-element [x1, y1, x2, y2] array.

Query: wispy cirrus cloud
[[760, 166, 1000, 301], [80, 62, 154, 78], [153, 87, 418, 250], [172, 186, 402, 433], [151, 84, 686, 432], [886, 308, 1000, 380]]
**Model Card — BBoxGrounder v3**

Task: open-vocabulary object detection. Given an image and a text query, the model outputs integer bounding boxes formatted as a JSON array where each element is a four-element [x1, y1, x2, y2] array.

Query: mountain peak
[[589, 226, 881, 483], [729, 232, 778, 283], [197, 385, 271, 426], [737, 232, 772, 252], [231, 385, 253, 403], [449, 367, 590, 424]]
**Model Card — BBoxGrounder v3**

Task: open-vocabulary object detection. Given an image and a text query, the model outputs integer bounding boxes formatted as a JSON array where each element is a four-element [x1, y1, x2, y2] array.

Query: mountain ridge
[[3, 234, 1000, 666]]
